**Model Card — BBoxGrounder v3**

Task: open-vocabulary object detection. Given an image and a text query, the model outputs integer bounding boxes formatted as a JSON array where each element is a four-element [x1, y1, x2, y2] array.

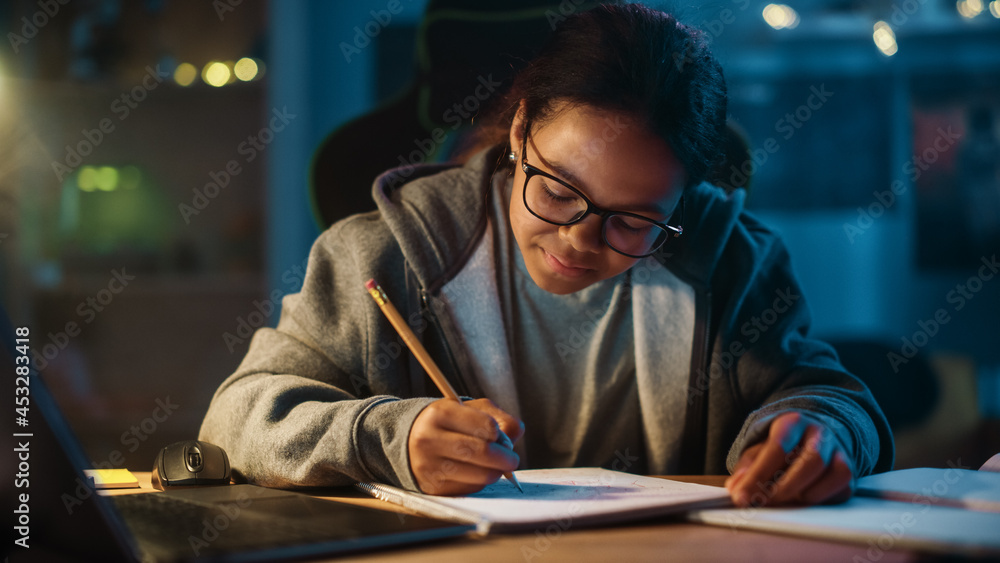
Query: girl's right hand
[[407, 398, 523, 495]]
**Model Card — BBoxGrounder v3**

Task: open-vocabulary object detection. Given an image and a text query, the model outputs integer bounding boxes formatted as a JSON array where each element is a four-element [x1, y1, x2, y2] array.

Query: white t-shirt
[[493, 181, 646, 473]]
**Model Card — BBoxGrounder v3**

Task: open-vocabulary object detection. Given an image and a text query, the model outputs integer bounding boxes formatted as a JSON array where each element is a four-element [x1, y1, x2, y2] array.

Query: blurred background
[[0, 0, 998, 473]]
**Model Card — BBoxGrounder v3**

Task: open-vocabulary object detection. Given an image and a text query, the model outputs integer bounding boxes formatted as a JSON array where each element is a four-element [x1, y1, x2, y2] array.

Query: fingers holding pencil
[[466, 398, 524, 492], [465, 398, 524, 493], [467, 398, 525, 445], [366, 279, 524, 494], [409, 398, 522, 495]]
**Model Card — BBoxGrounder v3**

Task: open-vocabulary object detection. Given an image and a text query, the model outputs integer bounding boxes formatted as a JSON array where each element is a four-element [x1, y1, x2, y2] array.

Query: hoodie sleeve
[[710, 213, 894, 477], [198, 217, 433, 491]]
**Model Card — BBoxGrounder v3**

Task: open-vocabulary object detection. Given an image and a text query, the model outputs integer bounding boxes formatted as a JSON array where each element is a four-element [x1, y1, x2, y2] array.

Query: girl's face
[[508, 102, 686, 295]]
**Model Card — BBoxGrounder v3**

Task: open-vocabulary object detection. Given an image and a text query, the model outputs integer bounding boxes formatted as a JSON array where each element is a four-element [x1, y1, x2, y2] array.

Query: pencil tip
[[507, 473, 524, 493]]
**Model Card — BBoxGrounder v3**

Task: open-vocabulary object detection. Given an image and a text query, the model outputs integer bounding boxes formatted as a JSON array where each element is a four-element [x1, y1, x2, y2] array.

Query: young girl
[[200, 3, 893, 507]]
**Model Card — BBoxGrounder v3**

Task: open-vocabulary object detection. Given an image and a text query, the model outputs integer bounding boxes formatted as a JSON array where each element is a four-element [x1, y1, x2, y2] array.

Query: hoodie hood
[[373, 144, 748, 294], [659, 183, 746, 290], [372, 146, 506, 294]]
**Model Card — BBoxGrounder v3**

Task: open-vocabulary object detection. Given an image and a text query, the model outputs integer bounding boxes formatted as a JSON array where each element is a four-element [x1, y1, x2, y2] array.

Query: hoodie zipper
[[418, 288, 474, 398], [680, 287, 712, 474]]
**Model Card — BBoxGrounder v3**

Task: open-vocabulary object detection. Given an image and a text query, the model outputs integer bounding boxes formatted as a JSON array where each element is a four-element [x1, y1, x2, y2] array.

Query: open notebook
[[856, 466, 1000, 513], [687, 467, 1000, 558], [356, 467, 733, 534]]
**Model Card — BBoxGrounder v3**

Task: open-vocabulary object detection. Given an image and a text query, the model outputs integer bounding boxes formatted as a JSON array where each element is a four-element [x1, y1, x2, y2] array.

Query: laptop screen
[[2, 305, 139, 561]]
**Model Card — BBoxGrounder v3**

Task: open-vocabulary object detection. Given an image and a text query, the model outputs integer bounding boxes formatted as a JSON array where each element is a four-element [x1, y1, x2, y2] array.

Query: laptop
[[0, 306, 474, 562]]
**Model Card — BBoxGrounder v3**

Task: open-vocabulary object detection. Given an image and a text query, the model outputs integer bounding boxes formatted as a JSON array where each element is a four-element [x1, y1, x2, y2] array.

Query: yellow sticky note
[[85, 469, 140, 489]]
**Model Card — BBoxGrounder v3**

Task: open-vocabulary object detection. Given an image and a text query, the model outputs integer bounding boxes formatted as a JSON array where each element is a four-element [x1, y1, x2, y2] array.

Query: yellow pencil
[[365, 279, 523, 493]]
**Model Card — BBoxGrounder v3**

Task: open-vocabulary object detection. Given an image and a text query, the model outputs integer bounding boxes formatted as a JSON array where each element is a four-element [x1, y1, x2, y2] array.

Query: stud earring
[[508, 151, 517, 162]]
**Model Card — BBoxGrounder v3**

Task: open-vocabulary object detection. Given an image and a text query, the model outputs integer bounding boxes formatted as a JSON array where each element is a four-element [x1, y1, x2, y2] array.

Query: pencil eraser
[[365, 279, 378, 290]]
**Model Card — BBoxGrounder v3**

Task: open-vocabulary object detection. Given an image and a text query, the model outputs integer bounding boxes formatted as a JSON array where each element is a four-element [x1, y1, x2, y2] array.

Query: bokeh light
[[957, 0, 985, 18], [202, 61, 231, 87], [174, 62, 198, 87], [96, 166, 119, 191], [873, 21, 899, 57], [763, 4, 800, 30], [78, 166, 98, 192], [234, 57, 259, 82], [77, 166, 135, 191]]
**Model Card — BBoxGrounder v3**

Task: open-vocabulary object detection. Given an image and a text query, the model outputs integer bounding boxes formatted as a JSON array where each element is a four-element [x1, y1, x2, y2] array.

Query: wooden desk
[[105, 472, 921, 562]]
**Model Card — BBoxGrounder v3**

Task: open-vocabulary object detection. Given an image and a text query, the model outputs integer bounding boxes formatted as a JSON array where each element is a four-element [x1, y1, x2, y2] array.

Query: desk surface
[[107, 472, 920, 563]]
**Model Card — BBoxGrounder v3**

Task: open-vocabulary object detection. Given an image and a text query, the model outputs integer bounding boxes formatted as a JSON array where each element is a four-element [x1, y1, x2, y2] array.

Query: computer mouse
[[151, 440, 231, 490]]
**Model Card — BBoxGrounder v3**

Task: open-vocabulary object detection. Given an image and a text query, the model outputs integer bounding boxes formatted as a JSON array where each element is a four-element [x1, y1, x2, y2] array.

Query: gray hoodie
[[198, 146, 894, 492]]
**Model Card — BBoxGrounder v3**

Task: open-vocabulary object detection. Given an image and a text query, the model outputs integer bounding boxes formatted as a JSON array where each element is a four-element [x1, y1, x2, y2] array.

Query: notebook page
[[857, 467, 1000, 513], [422, 467, 731, 531], [689, 497, 1000, 557]]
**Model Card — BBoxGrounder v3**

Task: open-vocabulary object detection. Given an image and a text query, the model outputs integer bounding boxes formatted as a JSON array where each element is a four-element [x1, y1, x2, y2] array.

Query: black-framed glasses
[[519, 132, 683, 259]]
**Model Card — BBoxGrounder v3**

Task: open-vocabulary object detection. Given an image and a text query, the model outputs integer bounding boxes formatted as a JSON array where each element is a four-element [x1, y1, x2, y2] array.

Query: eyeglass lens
[[524, 173, 667, 257]]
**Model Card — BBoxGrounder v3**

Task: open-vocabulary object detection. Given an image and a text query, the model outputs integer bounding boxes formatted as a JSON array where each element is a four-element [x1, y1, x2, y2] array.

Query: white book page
[[689, 497, 1000, 556], [857, 467, 1000, 513]]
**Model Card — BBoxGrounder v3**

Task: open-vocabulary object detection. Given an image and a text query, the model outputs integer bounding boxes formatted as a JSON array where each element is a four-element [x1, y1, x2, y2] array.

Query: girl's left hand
[[724, 411, 855, 507]]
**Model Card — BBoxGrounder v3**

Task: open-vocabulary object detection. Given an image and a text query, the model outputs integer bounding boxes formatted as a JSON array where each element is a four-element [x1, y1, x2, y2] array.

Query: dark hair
[[473, 3, 727, 188]]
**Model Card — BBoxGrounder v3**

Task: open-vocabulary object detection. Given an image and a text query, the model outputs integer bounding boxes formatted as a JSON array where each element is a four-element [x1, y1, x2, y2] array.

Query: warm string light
[[170, 58, 264, 87], [758, 2, 995, 58], [173, 62, 197, 87], [203, 61, 232, 87], [873, 21, 899, 57], [233, 57, 259, 81], [762, 4, 800, 30], [957, 0, 985, 18]]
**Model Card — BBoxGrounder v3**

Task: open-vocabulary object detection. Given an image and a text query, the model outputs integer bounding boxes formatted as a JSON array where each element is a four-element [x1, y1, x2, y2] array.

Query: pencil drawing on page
[[468, 481, 637, 501]]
